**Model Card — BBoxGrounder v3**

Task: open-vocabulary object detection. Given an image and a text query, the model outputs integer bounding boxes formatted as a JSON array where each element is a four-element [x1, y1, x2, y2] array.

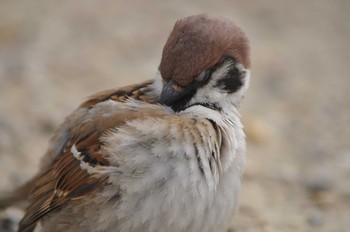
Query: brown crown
[[159, 14, 250, 86]]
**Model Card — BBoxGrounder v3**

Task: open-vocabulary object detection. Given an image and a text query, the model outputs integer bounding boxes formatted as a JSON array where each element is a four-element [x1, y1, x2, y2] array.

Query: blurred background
[[0, 0, 349, 231]]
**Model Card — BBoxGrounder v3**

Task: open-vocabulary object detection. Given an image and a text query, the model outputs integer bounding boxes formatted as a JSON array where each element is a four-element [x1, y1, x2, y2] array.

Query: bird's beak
[[159, 80, 188, 106]]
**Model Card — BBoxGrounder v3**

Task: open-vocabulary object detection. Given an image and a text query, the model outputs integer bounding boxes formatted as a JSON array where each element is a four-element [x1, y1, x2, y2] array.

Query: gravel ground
[[0, 0, 349, 231]]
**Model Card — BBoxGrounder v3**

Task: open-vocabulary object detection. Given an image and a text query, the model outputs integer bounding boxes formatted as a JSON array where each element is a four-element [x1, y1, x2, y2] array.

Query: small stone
[[306, 209, 324, 227], [0, 207, 24, 232], [305, 178, 333, 193]]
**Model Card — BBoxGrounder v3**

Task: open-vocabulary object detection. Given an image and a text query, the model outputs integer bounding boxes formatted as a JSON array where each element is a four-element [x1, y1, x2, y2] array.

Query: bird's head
[[157, 14, 250, 113]]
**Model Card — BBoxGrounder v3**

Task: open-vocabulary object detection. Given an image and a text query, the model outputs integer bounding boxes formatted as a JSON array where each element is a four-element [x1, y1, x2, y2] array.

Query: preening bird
[[1, 13, 251, 232]]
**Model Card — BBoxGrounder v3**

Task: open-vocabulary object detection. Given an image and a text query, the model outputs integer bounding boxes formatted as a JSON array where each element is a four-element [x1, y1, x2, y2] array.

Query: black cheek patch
[[164, 70, 211, 112], [214, 66, 244, 93]]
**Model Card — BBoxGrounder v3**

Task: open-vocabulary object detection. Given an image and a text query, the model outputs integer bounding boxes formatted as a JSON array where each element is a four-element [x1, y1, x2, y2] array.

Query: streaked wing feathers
[[19, 80, 158, 232], [19, 131, 109, 232], [80, 80, 156, 108]]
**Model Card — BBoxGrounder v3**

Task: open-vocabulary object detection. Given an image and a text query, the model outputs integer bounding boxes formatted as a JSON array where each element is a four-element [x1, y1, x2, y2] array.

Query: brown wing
[[37, 80, 157, 177], [80, 79, 156, 108], [19, 106, 169, 231], [18, 131, 110, 232], [0, 80, 157, 210], [18, 80, 160, 232]]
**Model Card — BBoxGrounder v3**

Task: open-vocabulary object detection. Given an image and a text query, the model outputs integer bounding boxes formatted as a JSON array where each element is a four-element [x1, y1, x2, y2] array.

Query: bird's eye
[[194, 70, 212, 87]]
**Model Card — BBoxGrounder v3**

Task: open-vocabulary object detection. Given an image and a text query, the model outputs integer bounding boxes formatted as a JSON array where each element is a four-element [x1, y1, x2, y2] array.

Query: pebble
[[306, 209, 324, 227], [0, 207, 24, 232]]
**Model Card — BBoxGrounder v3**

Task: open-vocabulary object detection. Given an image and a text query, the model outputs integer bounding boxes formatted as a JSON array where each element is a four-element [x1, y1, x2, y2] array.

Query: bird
[[1, 13, 250, 232]]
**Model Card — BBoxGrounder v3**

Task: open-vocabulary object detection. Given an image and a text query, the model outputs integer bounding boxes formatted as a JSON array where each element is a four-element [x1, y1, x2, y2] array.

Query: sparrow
[[1, 13, 250, 232]]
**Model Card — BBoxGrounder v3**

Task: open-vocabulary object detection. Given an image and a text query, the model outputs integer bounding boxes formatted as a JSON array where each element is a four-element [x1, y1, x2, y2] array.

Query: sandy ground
[[0, 0, 349, 231]]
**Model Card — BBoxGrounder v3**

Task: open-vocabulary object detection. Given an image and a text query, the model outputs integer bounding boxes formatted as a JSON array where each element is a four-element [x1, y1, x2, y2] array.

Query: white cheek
[[189, 62, 232, 105], [228, 69, 250, 106], [151, 71, 163, 97], [188, 67, 250, 110], [192, 82, 226, 104]]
